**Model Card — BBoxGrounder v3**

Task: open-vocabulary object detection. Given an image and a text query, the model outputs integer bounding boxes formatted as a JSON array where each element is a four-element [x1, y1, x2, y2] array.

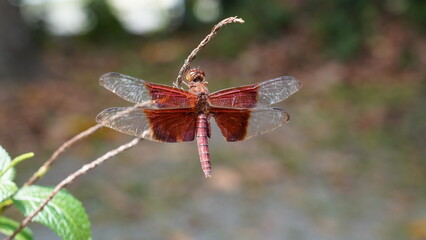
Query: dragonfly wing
[[100, 72, 197, 108], [96, 106, 197, 142], [208, 76, 301, 108], [210, 107, 289, 142]]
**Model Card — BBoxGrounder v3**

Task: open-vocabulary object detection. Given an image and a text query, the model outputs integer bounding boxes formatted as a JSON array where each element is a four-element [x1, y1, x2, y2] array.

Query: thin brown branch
[[174, 16, 244, 87], [6, 137, 143, 240], [23, 124, 103, 187], [23, 103, 148, 187]]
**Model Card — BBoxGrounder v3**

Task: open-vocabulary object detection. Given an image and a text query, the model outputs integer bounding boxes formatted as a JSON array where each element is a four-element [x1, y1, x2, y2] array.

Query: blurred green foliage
[[222, 0, 293, 36], [217, 0, 293, 57], [83, 0, 132, 43], [167, 0, 293, 58], [305, 0, 426, 60], [307, 0, 377, 60], [406, 0, 426, 31], [28, 0, 426, 61]]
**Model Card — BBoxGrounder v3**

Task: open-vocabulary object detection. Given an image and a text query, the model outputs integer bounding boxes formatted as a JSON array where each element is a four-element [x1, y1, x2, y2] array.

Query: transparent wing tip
[[281, 76, 302, 92], [273, 107, 290, 124], [96, 107, 129, 125], [95, 109, 112, 124], [99, 72, 120, 84]]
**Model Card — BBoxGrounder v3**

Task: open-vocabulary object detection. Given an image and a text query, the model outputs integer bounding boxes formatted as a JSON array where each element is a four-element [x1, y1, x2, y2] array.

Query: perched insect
[[96, 69, 301, 177]]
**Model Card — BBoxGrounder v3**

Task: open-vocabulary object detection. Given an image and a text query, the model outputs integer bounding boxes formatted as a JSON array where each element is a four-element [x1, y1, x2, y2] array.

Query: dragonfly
[[96, 69, 301, 178]]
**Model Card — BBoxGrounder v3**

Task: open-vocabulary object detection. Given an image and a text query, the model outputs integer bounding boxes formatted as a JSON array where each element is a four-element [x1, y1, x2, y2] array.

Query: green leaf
[[0, 216, 33, 240], [13, 186, 91, 240], [0, 180, 17, 203], [0, 145, 15, 181]]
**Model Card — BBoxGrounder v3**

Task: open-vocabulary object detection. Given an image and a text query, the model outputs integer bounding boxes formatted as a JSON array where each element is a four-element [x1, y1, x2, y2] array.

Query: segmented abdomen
[[196, 114, 211, 178]]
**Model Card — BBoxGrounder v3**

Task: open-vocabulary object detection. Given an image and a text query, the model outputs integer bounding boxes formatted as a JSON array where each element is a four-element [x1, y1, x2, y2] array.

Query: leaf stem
[[0, 153, 34, 179]]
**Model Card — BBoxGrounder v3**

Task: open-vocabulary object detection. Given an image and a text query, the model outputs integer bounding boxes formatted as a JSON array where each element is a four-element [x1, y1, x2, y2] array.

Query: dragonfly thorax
[[196, 92, 210, 115]]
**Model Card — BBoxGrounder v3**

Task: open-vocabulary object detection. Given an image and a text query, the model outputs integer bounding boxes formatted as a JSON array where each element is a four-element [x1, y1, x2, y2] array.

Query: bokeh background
[[1, 0, 426, 239]]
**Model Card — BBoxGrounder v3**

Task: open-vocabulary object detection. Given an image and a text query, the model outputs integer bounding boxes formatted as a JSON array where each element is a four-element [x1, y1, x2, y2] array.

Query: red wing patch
[[145, 83, 198, 108], [208, 85, 258, 108], [144, 108, 197, 142], [210, 107, 251, 142]]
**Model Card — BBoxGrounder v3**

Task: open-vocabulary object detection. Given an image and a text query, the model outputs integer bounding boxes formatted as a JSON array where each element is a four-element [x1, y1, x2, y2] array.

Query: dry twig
[[174, 16, 244, 87], [23, 103, 148, 187], [6, 138, 143, 240], [23, 124, 103, 186]]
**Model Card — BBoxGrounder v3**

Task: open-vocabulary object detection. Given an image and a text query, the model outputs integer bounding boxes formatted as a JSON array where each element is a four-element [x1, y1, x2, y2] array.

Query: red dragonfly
[[96, 69, 301, 178]]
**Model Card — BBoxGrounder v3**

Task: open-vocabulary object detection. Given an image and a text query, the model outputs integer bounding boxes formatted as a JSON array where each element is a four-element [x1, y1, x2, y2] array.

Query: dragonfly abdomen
[[196, 114, 211, 178]]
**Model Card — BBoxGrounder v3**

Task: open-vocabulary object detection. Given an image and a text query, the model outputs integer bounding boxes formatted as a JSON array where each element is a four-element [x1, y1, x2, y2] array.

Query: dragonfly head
[[186, 69, 206, 84]]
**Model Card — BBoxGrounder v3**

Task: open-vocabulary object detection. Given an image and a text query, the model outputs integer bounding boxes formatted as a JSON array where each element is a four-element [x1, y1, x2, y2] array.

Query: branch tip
[[174, 16, 245, 87]]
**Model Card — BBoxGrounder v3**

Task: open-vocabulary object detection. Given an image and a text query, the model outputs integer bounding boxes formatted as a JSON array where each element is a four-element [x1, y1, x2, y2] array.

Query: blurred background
[[1, 0, 426, 239]]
